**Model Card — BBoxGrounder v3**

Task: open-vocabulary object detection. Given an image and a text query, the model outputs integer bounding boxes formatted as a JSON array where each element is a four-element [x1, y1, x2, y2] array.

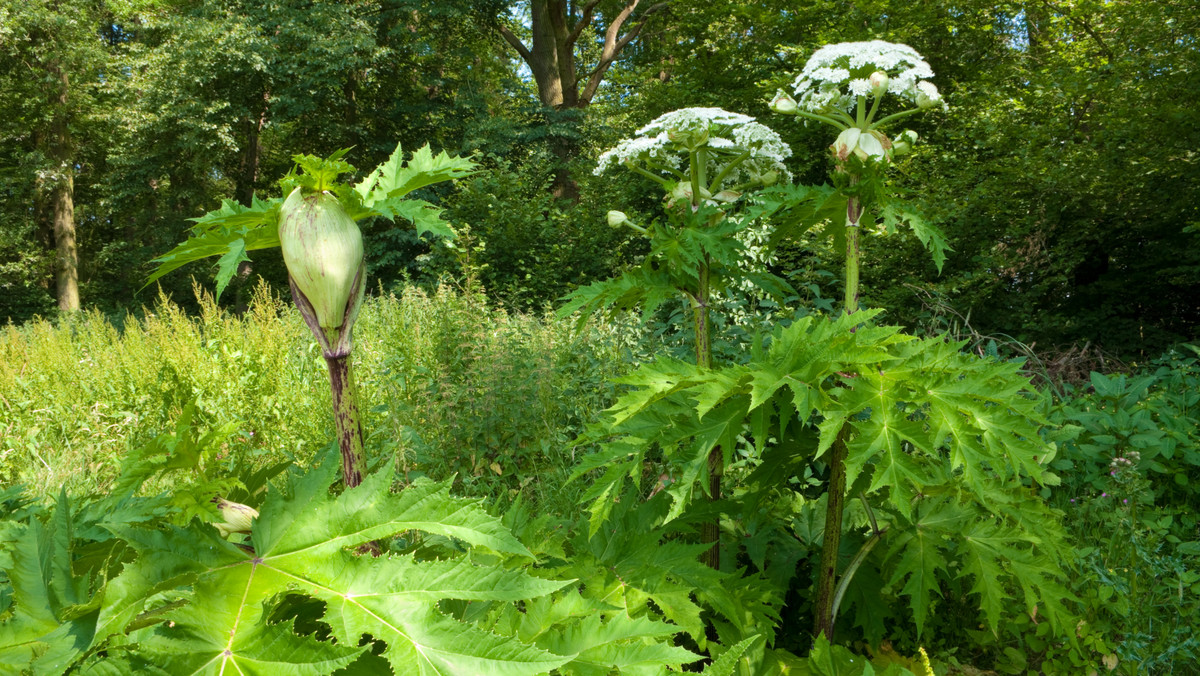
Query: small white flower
[[915, 81, 945, 109], [791, 40, 939, 114], [848, 78, 873, 97]]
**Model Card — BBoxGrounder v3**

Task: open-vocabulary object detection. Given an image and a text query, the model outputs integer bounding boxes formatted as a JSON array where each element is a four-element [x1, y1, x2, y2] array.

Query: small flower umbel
[[595, 107, 791, 210]]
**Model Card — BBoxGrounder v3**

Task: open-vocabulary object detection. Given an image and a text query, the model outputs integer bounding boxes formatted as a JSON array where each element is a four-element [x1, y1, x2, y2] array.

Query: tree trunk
[[51, 170, 79, 313], [235, 90, 270, 207], [48, 65, 79, 313]]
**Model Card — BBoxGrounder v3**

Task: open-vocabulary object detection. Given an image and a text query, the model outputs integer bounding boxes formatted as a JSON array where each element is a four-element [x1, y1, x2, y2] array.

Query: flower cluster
[[1109, 450, 1141, 476], [594, 107, 792, 195], [791, 40, 944, 113]]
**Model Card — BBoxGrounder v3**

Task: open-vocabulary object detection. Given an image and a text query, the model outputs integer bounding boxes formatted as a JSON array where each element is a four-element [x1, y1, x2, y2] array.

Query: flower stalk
[[594, 107, 795, 571], [280, 191, 369, 489], [775, 39, 944, 639]]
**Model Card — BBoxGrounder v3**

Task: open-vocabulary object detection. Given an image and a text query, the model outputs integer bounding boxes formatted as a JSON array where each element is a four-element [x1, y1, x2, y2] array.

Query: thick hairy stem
[[843, 196, 863, 315], [814, 190, 864, 638], [693, 257, 722, 569], [326, 354, 366, 489], [289, 269, 367, 490], [813, 425, 851, 638]]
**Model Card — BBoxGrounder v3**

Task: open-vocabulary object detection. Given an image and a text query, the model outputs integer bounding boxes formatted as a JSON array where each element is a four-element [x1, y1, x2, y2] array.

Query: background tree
[[495, 0, 669, 199], [0, 0, 110, 313]]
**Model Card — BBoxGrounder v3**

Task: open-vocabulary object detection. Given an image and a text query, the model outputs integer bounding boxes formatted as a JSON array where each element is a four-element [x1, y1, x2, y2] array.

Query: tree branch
[[579, 1, 668, 104], [566, 0, 603, 45], [1039, 0, 1114, 61], [497, 22, 534, 65]]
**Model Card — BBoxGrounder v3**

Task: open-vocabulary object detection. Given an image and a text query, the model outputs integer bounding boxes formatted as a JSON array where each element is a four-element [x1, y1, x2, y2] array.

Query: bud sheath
[[278, 187, 364, 330]]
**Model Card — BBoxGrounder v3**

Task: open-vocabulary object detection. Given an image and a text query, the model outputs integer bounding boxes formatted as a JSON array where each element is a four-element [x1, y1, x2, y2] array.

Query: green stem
[[856, 96, 867, 127], [844, 223, 861, 312], [814, 181, 864, 639], [866, 91, 884, 126], [628, 163, 672, 186], [645, 160, 687, 180], [872, 107, 923, 129], [708, 150, 752, 194], [830, 525, 888, 623], [791, 108, 851, 130]]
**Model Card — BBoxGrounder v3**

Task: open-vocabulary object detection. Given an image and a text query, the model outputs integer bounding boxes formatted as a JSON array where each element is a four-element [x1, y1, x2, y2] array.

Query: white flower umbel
[[792, 40, 943, 116], [774, 40, 945, 169], [595, 107, 791, 204]]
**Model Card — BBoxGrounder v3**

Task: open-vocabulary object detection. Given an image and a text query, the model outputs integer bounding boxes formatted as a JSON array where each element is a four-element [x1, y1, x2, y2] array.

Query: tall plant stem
[[289, 272, 367, 491], [325, 354, 366, 489], [687, 147, 722, 570], [813, 190, 863, 638], [694, 256, 721, 569]]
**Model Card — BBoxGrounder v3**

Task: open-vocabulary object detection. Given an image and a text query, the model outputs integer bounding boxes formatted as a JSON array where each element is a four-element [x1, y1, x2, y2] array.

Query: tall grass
[[0, 282, 640, 513]]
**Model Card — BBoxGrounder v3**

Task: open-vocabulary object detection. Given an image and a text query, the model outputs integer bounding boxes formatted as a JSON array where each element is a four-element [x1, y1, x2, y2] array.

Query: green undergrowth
[[0, 282, 640, 515]]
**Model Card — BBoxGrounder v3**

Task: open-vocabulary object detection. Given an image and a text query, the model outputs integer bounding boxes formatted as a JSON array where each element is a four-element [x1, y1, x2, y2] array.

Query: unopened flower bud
[[868, 71, 890, 96], [607, 210, 630, 228], [212, 498, 259, 537], [758, 170, 779, 186], [668, 182, 693, 203], [278, 187, 364, 330], [831, 128, 891, 163], [832, 128, 862, 162], [770, 89, 799, 115]]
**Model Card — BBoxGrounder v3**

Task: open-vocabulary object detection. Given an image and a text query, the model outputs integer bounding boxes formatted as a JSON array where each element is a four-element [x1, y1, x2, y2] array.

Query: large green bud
[[278, 187, 364, 330]]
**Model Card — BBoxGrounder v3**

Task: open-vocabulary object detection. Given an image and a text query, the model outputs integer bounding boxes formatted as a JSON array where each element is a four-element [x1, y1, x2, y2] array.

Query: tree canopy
[[1, 0, 1196, 357]]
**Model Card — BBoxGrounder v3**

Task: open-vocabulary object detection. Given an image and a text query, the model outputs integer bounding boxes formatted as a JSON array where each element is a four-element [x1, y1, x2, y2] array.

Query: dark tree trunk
[[235, 90, 270, 208], [47, 65, 79, 313]]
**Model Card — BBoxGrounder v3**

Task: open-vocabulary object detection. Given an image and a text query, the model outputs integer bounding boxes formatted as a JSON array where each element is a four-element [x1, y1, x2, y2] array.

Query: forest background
[[2, 0, 1197, 359]]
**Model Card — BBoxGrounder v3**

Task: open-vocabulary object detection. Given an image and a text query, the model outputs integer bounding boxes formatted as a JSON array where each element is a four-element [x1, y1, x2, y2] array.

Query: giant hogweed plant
[[564, 107, 803, 566], [0, 147, 707, 675], [567, 42, 1075, 669]]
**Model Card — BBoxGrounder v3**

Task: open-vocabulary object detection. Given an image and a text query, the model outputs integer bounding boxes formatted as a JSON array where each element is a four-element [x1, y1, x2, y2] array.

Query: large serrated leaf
[[100, 450, 571, 676]]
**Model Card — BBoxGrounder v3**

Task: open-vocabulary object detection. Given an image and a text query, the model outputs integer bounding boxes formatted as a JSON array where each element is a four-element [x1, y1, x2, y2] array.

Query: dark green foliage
[[574, 309, 1074, 641]]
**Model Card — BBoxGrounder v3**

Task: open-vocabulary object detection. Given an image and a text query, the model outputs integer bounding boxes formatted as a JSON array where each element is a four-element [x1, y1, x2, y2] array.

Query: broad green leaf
[[103, 451, 570, 675], [537, 613, 697, 676]]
